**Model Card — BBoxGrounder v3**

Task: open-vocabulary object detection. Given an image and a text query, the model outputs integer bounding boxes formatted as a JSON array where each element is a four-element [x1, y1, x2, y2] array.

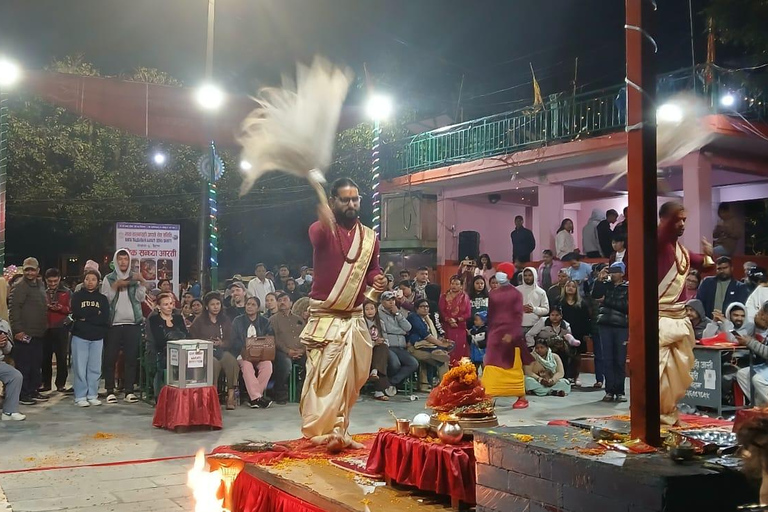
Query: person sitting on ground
[[379, 291, 417, 395], [406, 298, 453, 391], [263, 292, 279, 319], [684, 299, 714, 341], [231, 296, 274, 409], [269, 291, 306, 405], [189, 292, 239, 410], [363, 299, 391, 401], [524, 339, 572, 397], [525, 305, 580, 373], [0, 319, 25, 421], [146, 292, 189, 397], [469, 311, 488, 370], [735, 302, 768, 406]]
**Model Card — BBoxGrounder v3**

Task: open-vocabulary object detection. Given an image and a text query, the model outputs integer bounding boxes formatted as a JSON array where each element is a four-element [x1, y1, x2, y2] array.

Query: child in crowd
[[469, 311, 487, 372], [363, 299, 391, 401]]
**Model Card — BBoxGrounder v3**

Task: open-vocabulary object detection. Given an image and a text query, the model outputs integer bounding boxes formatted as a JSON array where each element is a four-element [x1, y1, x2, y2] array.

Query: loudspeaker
[[458, 231, 480, 262]]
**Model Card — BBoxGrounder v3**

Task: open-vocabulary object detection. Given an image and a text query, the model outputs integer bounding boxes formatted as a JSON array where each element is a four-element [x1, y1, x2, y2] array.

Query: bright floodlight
[[196, 83, 224, 110], [0, 59, 21, 87], [153, 152, 167, 166], [720, 93, 735, 108], [239, 160, 252, 172], [366, 94, 393, 121], [657, 103, 683, 124]]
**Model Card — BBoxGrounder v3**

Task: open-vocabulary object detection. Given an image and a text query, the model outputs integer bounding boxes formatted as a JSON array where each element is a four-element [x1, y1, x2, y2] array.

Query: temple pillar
[[533, 183, 564, 255], [681, 152, 712, 250]]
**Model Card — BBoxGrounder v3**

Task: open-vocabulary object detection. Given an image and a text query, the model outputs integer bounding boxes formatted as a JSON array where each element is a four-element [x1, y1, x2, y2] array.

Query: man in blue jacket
[[696, 256, 749, 320]]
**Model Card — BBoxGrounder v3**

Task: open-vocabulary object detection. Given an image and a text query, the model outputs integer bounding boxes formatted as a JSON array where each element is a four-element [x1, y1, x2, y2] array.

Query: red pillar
[[626, 0, 661, 446]]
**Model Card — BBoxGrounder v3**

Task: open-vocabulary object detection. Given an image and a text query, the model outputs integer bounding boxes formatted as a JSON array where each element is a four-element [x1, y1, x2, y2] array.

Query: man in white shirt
[[247, 263, 275, 312], [516, 267, 550, 345]]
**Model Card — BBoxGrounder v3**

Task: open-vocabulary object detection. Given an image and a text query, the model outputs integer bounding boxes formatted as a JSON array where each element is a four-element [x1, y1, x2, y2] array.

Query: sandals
[[106, 394, 118, 404], [593, 381, 604, 389]]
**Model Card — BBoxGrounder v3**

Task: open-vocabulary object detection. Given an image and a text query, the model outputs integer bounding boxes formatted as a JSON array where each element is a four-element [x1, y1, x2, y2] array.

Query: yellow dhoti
[[299, 304, 372, 443], [482, 348, 525, 397]]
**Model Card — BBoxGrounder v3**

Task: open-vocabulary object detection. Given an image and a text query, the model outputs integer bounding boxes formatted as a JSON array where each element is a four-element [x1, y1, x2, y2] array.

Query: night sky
[[0, 0, 718, 276], [1, 0, 713, 119]]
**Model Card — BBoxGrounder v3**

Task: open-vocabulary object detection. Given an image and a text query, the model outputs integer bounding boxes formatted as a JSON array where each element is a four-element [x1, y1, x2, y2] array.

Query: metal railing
[[382, 65, 767, 178]]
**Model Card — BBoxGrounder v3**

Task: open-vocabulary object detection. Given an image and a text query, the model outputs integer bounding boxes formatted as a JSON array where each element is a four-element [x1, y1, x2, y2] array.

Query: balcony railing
[[382, 65, 767, 178]]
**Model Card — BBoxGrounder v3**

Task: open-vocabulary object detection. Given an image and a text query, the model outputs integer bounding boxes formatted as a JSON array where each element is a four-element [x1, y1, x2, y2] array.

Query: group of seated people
[[146, 281, 310, 410]]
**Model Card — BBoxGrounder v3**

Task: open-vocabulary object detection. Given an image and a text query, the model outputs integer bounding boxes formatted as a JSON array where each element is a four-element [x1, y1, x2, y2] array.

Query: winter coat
[[593, 279, 629, 328], [516, 267, 550, 327], [581, 209, 604, 255], [9, 277, 48, 338]]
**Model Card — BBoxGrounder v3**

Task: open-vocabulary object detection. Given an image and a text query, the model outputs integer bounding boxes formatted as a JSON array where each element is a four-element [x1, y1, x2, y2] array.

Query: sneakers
[[124, 393, 138, 404], [602, 393, 615, 402], [615, 394, 628, 403], [32, 393, 49, 402], [384, 386, 397, 397], [105, 394, 118, 404], [75, 400, 90, 407], [249, 397, 273, 409], [88, 399, 102, 406], [2, 412, 26, 421], [19, 396, 36, 406]]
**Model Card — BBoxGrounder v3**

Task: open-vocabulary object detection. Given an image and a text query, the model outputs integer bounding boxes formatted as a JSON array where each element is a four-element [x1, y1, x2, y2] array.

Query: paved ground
[[0, 374, 628, 512]]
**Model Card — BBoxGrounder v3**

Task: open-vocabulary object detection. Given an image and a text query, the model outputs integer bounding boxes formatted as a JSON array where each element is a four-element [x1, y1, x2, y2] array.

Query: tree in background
[[706, 0, 768, 56]]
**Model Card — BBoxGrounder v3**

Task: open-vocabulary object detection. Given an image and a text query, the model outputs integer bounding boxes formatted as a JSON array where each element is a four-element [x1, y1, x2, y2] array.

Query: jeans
[[591, 332, 605, 384], [103, 324, 141, 395], [71, 336, 103, 401], [0, 361, 22, 413], [42, 327, 69, 390], [598, 326, 628, 396], [387, 347, 419, 386], [12, 336, 44, 398], [272, 351, 306, 401]]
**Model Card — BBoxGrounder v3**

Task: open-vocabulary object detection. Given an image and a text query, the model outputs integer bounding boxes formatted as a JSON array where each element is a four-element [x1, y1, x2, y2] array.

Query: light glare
[[656, 103, 683, 124], [366, 94, 393, 121], [239, 160, 252, 171], [720, 93, 735, 108], [196, 84, 224, 110], [0, 59, 21, 87], [153, 153, 167, 165]]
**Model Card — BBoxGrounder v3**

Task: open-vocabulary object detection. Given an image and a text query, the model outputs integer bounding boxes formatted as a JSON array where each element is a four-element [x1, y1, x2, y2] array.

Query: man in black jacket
[[597, 209, 618, 258], [695, 256, 749, 319], [592, 261, 629, 402], [510, 216, 536, 264]]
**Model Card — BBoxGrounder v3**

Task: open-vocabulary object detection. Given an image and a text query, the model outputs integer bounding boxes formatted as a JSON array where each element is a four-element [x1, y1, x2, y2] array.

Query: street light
[[365, 94, 394, 235], [239, 160, 252, 172], [195, 83, 225, 111], [152, 152, 168, 166], [0, 57, 20, 269], [720, 93, 735, 108], [656, 102, 683, 124], [0, 59, 21, 87]]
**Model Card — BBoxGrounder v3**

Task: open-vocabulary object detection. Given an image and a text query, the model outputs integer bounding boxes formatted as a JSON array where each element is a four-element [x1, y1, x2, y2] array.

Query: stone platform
[[474, 425, 756, 512]]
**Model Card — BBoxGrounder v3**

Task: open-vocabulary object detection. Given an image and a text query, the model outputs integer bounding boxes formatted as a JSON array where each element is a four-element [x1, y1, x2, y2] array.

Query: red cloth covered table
[[365, 430, 476, 506], [152, 385, 222, 431], [232, 471, 325, 512]]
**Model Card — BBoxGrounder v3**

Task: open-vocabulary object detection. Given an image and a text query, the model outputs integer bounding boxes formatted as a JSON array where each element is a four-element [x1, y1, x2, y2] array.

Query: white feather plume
[[605, 93, 717, 188], [237, 57, 354, 197]]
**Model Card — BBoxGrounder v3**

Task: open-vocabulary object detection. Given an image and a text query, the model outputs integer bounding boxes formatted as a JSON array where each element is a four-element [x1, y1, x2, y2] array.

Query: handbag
[[244, 336, 275, 363]]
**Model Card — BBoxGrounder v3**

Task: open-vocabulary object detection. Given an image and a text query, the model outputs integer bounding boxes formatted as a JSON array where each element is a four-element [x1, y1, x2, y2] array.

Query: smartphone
[[730, 330, 740, 337]]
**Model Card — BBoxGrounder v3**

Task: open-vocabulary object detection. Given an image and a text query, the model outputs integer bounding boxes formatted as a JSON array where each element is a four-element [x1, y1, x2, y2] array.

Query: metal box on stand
[[166, 339, 214, 388]]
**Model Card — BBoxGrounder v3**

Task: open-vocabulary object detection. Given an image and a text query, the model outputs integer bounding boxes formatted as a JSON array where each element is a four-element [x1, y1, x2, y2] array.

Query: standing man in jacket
[[510, 216, 536, 264], [10, 257, 50, 405], [516, 267, 550, 344], [42, 268, 71, 392], [101, 249, 147, 404], [592, 261, 629, 403], [597, 209, 618, 258], [582, 209, 604, 258], [696, 256, 749, 319]]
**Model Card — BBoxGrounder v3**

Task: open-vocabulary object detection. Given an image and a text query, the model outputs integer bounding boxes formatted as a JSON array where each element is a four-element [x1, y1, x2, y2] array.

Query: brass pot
[[437, 420, 464, 444], [395, 418, 411, 435], [409, 424, 430, 438]]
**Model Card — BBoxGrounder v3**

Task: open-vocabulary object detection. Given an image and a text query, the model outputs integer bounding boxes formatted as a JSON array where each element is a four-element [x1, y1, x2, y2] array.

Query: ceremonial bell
[[364, 262, 394, 303]]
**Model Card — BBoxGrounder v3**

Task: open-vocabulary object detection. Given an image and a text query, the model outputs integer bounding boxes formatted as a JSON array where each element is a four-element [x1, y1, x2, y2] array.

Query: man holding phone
[[101, 249, 147, 404]]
